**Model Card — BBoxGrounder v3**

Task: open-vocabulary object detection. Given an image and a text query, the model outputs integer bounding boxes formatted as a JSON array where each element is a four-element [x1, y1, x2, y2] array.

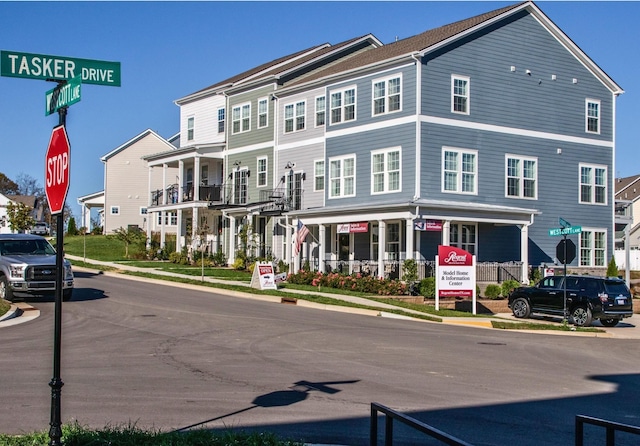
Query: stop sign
[[45, 125, 70, 214], [556, 239, 576, 264]]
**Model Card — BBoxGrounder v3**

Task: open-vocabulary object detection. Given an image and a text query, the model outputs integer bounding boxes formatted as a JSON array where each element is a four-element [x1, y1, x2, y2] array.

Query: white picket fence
[[614, 249, 640, 271]]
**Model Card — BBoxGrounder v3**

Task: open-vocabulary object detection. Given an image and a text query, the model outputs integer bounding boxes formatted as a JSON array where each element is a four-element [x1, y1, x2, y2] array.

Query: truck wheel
[[512, 298, 531, 318], [599, 318, 619, 327], [0, 276, 14, 302], [571, 306, 592, 327], [63, 289, 73, 302]]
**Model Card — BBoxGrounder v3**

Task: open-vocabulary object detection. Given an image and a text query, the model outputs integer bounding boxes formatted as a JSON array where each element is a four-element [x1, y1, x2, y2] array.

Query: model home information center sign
[[1, 50, 121, 86], [435, 245, 477, 314]]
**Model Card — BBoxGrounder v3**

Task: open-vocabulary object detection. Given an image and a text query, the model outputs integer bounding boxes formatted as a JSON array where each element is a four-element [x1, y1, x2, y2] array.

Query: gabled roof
[[100, 129, 176, 162], [6, 195, 37, 208], [175, 34, 382, 104], [615, 175, 640, 201], [284, 1, 623, 95]]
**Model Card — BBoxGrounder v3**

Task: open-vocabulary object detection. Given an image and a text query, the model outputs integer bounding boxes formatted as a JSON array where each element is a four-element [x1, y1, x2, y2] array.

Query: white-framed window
[[329, 155, 356, 198], [217, 108, 225, 134], [201, 164, 209, 186], [372, 74, 401, 115], [386, 222, 401, 261], [314, 160, 325, 192], [371, 147, 401, 194], [450, 223, 477, 255], [586, 99, 600, 134], [579, 163, 607, 205], [187, 116, 195, 141], [451, 75, 470, 114], [110, 206, 120, 215], [232, 103, 251, 134], [330, 86, 356, 124], [140, 207, 148, 216], [579, 229, 606, 267], [442, 147, 477, 194], [258, 98, 268, 128], [233, 168, 249, 205], [157, 211, 178, 226], [284, 101, 305, 133], [257, 157, 267, 187], [505, 155, 537, 199], [315, 96, 326, 127]]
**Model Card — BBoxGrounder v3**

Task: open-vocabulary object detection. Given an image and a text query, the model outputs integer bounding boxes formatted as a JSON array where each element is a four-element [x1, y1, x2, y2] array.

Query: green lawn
[[63, 234, 134, 261]]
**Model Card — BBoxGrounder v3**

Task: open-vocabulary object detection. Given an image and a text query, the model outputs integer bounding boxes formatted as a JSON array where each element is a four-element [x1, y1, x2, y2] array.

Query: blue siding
[[421, 11, 613, 141]]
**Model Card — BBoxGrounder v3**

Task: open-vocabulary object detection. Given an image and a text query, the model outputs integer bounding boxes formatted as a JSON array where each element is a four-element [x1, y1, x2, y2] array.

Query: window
[[284, 101, 305, 133], [201, 164, 208, 186], [257, 157, 267, 187], [452, 75, 469, 114], [140, 207, 148, 216], [187, 117, 195, 141], [506, 155, 537, 199], [157, 211, 178, 226], [373, 75, 401, 115], [217, 108, 225, 134], [330, 87, 356, 124], [442, 147, 477, 194], [580, 164, 607, 204], [314, 160, 325, 191], [232, 103, 251, 134], [372, 148, 401, 194], [586, 99, 600, 134], [580, 229, 606, 267], [329, 155, 355, 198], [258, 98, 268, 128], [315, 96, 326, 126], [110, 206, 119, 215], [233, 169, 249, 204], [386, 222, 400, 261], [450, 223, 477, 255]]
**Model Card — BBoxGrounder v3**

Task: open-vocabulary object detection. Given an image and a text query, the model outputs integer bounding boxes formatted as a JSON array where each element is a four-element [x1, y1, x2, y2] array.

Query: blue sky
[[0, 1, 638, 221]]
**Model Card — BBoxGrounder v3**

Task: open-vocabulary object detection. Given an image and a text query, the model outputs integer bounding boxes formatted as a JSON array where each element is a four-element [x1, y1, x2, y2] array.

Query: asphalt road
[[1, 271, 640, 445]]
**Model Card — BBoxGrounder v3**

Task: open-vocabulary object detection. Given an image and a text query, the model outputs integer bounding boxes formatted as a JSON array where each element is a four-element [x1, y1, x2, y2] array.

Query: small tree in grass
[[606, 256, 619, 278], [109, 226, 146, 258]]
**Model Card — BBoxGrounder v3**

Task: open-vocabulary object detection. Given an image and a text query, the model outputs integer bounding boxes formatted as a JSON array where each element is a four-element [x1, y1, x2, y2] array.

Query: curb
[[0, 303, 19, 322]]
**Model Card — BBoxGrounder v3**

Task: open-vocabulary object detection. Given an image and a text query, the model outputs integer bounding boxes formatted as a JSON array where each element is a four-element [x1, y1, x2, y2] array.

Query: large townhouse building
[[142, 1, 622, 281]]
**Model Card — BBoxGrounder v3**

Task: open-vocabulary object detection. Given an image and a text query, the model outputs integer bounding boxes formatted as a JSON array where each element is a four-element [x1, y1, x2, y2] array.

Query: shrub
[[169, 251, 188, 265], [419, 277, 435, 298], [286, 270, 408, 295], [402, 259, 418, 283], [501, 280, 521, 297], [606, 256, 619, 277], [484, 284, 501, 299], [211, 250, 227, 267]]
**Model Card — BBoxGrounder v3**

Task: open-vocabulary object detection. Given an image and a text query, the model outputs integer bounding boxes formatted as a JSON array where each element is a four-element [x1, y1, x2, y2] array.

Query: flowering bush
[[287, 270, 408, 295]]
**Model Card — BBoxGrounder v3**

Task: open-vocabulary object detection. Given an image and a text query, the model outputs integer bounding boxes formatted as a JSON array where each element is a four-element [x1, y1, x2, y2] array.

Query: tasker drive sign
[[45, 125, 70, 214], [435, 245, 477, 314]]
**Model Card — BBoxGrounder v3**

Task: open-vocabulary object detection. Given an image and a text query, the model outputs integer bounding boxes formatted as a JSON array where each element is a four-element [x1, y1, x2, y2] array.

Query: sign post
[[549, 219, 581, 324]]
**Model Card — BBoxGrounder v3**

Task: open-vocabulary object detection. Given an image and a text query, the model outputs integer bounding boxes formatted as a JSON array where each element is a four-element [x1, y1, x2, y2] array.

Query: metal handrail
[[370, 402, 473, 446], [576, 415, 640, 446]]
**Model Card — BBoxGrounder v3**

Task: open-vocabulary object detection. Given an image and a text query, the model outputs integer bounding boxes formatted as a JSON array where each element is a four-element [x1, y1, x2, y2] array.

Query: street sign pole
[[48, 102, 67, 446], [563, 234, 568, 324]]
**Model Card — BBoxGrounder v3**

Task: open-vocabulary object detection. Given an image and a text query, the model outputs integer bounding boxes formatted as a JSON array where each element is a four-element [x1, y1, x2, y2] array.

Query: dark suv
[[508, 275, 633, 327]]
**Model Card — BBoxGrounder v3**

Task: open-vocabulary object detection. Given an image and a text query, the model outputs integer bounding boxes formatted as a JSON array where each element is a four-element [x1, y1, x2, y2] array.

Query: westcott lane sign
[[1, 50, 121, 86]]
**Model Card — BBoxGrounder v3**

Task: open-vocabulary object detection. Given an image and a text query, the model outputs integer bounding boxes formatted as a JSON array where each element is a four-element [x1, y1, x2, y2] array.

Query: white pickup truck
[[0, 233, 73, 302]]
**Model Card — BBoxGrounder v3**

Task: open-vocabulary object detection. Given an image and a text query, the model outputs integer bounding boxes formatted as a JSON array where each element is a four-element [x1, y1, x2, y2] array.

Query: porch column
[[405, 218, 414, 261], [162, 164, 168, 205], [192, 207, 199, 245], [520, 224, 529, 283], [178, 160, 184, 203], [228, 216, 236, 265], [160, 212, 166, 248], [442, 220, 451, 246], [318, 224, 325, 272], [377, 220, 386, 279], [194, 156, 201, 201], [176, 209, 183, 253]]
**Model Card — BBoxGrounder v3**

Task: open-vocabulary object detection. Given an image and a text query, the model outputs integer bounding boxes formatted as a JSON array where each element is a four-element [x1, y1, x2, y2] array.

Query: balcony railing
[[150, 184, 225, 206], [258, 187, 303, 214]]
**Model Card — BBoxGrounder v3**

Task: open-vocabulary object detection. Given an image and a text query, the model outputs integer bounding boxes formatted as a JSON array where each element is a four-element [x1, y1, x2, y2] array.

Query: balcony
[[150, 184, 225, 207], [258, 187, 303, 215]]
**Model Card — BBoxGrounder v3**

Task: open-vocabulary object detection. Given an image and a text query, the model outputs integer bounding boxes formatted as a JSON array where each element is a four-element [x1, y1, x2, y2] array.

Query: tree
[[66, 216, 79, 236], [0, 173, 19, 195], [6, 201, 35, 233], [108, 227, 146, 258], [606, 256, 619, 278]]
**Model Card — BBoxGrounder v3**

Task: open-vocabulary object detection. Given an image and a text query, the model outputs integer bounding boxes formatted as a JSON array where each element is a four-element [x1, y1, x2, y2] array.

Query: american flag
[[294, 220, 309, 256]]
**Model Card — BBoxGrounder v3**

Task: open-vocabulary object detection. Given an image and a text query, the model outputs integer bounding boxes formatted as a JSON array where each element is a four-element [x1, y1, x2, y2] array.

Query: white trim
[[110, 205, 120, 215], [370, 146, 402, 195], [579, 162, 608, 205], [585, 98, 601, 135], [231, 102, 251, 134], [227, 140, 275, 154], [504, 154, 538, 200], [441, 146, 478, 195], [257, 97, 269, 129], [314, 94, 326, 128], [257, 156, 268, 188], [578, 227, 607, 267], [313, 159, 325, 192], [328, 115, 414, 138], [283, 99, 306, 134], [277, 136, 324, 152], [371, 73, 403, 116], [328, 154, 356, 199], [421, 115, 613, 148], [328, 85, 357, 126]]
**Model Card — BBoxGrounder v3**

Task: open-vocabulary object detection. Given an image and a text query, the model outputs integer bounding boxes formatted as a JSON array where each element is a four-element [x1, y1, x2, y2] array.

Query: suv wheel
[[0, 276, 14, 302], [599, 318, 619, 327], [571, 306, 592, 327], [512, 298, 531, 318]]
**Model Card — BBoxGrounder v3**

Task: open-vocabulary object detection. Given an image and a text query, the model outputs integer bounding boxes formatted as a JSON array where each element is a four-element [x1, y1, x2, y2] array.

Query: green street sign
[[549, 226, 582, 236], [45, 75, 81, 116], [1, 50, 120, 86]]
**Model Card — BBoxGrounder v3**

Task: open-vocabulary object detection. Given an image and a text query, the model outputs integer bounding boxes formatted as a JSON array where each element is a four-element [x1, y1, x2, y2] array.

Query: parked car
[[508, 275, 633, 327], [30, 222, 50, 236], [0, 233, 73, 302]]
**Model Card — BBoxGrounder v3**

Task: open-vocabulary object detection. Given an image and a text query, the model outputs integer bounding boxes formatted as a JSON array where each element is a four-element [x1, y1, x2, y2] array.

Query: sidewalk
[[3, 255, 637, 338]]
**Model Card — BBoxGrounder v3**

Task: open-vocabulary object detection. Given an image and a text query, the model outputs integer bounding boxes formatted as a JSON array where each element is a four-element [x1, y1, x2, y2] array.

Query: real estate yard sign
[[250, 262, 278, 290], [435, 245, 477, 314]]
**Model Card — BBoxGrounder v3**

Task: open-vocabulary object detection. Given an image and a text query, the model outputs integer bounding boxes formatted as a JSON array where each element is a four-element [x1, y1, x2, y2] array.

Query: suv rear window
[[604, 281, 630, 297]]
